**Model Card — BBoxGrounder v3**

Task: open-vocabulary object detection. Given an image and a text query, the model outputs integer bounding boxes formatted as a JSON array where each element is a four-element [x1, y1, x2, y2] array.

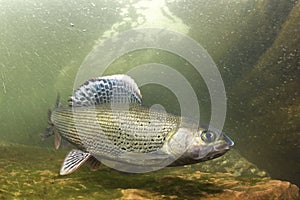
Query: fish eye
[[200, 130, 216, 143]]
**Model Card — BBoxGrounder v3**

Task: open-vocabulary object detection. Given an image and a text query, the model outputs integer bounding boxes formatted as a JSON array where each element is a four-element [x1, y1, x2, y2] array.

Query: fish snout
[[213, 133, 234, 152], [222, 133, 234, 147]]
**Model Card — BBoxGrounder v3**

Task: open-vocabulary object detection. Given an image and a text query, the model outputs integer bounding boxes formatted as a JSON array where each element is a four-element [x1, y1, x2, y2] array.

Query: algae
[[0, 142, 298, 200]]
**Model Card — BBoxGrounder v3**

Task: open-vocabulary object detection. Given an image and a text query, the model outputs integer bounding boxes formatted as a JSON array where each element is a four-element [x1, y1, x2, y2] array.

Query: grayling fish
[[45, 74, 234, 175]]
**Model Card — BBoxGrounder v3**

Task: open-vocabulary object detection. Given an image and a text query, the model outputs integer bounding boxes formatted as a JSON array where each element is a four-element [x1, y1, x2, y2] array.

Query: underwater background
[[0, 0, 299, 199]]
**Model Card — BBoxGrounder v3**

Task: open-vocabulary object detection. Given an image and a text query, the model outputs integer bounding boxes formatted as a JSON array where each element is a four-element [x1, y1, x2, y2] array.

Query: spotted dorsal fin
[[69, 74, 142, 106]]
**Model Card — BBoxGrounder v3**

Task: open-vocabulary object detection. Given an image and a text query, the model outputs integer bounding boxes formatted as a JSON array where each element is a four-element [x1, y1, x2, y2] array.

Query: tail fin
[[55, 93, 60, 108], [42, 109, 54, 141], [42, 94, 60, 140]]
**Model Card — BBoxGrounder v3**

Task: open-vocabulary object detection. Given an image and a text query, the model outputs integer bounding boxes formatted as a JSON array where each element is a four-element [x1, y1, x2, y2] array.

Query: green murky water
[[0, 0, 299, 198]]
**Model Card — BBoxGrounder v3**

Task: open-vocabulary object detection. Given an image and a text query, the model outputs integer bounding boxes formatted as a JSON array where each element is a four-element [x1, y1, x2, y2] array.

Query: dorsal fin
[[69, 74, 142, 107]]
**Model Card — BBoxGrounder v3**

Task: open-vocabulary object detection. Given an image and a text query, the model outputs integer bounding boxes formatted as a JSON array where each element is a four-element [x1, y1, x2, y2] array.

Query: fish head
[[164, 126, 234, 166], [185, 127, 234, 162]]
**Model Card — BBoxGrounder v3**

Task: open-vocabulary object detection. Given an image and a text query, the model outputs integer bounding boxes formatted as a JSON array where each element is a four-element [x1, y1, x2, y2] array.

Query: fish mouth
[[208, 133, 234, 159], [196, 146, 230, 161], [222, 133, 234, 147], [206, 148, 229, 160], [188, 143, 228, 160], [185, 145, 230, 163]]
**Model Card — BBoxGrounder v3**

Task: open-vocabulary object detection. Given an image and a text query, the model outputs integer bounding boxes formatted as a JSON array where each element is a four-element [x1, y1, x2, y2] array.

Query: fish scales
[[45, 74, 234, 175], [52, 104, 180, 156]]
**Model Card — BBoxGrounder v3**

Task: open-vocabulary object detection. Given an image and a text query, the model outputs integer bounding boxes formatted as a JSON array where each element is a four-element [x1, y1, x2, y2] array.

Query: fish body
[[52, 104, 179, 156], [46, 74, 234, 175]]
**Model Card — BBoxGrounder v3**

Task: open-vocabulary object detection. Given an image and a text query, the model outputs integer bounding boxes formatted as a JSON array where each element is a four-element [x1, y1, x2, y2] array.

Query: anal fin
[[60, 149, 91, 175]]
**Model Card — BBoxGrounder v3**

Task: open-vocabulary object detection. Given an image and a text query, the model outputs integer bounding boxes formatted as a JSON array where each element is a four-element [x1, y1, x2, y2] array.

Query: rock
[[188, 149, 268, 178], [166, 0, 300, 187], [231, 180, 300, 200], [228, 0, 300, 186], [119, 189, 159, 200], [0, 143, 299, 199], [118, 172, 299, 200], [167, 0, 296, 84]]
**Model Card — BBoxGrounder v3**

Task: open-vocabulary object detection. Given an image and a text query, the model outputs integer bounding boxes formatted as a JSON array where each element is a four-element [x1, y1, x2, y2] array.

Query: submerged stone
[[0, 142, 298, 199]]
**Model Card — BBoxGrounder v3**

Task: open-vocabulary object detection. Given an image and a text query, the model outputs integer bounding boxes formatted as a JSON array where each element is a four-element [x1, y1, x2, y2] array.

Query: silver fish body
[[46, 74, 234, 175], [52, 104, 233, 167], [52, 104, 179, 157]]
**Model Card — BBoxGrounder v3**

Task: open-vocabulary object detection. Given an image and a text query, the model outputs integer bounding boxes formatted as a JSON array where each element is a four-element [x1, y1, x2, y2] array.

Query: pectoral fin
[[54, 131, 61, 150], [60, 149, 91, 175]]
